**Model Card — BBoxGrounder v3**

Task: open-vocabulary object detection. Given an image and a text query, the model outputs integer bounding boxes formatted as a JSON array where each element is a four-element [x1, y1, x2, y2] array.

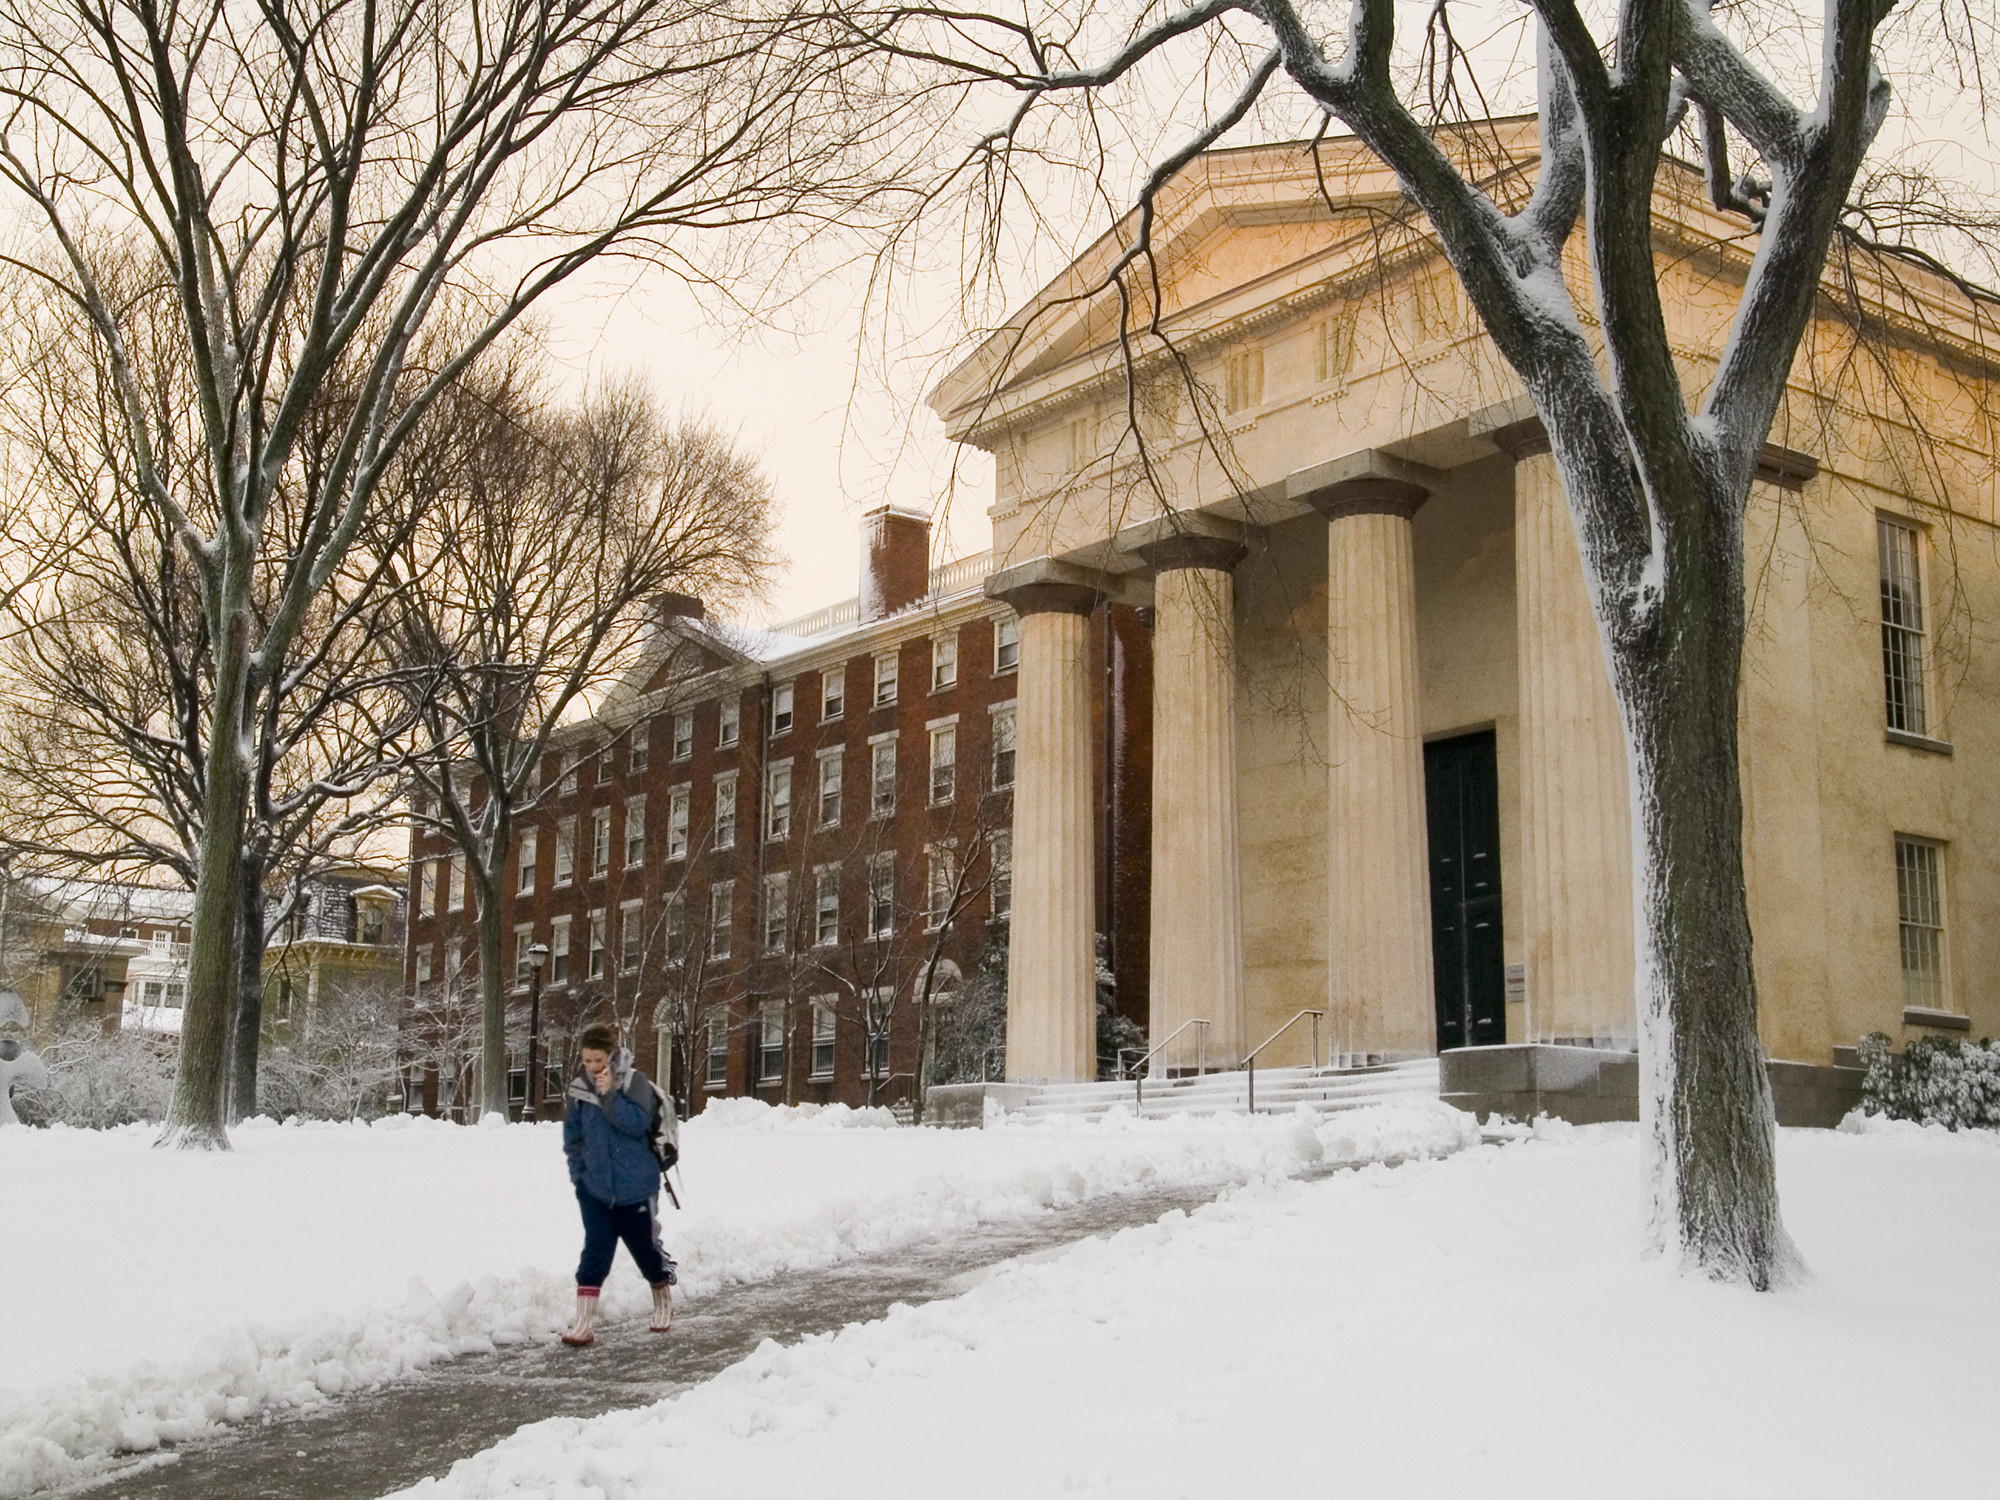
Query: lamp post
[[524, 940, 549, 1121]]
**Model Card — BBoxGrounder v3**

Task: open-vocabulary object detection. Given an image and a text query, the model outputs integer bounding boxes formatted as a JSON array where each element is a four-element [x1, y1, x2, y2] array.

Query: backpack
[[627, 1072, 681, 1208]]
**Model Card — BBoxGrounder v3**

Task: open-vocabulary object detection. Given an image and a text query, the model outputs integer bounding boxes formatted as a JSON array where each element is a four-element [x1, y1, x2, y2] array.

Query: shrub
[[1857, 1031, 2000, 1130], [15, 1025, 178, 1128]]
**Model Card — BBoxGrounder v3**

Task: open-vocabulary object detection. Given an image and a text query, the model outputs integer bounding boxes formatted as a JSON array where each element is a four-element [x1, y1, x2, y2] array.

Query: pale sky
[[539, 261, 996, 629]]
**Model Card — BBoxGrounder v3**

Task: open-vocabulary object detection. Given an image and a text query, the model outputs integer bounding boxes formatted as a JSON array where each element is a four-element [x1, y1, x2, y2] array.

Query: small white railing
[[769, 552, 994, 638]]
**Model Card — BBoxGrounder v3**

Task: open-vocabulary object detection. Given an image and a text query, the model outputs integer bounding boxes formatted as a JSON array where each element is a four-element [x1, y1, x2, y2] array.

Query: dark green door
[[1425, 730, 1505, 1051]]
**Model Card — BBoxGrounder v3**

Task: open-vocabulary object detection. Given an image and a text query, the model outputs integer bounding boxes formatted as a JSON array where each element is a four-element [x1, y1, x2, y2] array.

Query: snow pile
[[0, 1102, 1469, 1497], [692, 1098, 900, 1130], [387, 1123, 2000, 1500]]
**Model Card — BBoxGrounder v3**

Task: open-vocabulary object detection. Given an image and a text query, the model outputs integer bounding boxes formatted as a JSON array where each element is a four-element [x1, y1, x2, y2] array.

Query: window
[[811, 1001, 836, 1078], [815, 865, 840, 946], [164, 981, 185, 1010], [1223, 345, 1264, 413], [994, 615, 1019, 674], [865, 989, 892, 1081], [515, 926, 535, 985], [517, 830, 537, 895], [932, 634, 958, 691], [758, 999, 785, 1083], [770, 681, 794, 735], [822, 669, 845, 721], [448, 853, 466, 911], [873, 652, 898, 707], [588, 911, 606, 979], [593, 737, 614, 785], [871, 737, 897, 818], [672, 711, 694, 761], [818, 750, 843, 827], [625, 797, 646, 867], [419, 861, 438, 917], [766, 762, 792, 841], [665, 895, 687, 966], [550, 918, 571, 985], [140, 980, 163, 1006], [719, 696, 740, 748], [668, 786, 690, 860], [1879, 518, 1928, 736], [709, 882, 733, 960], [151, 930, 170, 954], [555, 819, 576, 886], [1896, 837, 1945, 1010], [714, 774, 737, 849], [413, 946, 432, 1003], [991, 831, 1012, 918], [868, 854, 894, 939], [560, 753, 578, 797], [592, 807, 612, 875], [630, 722, 649, 773], [991, 707, 1016, 790], [763, 873, 789, 954], [621, 900, 644, 972], [926, 843, 959, 930], [705, 1012, 728, 1088], [929, 722, 956, 804]]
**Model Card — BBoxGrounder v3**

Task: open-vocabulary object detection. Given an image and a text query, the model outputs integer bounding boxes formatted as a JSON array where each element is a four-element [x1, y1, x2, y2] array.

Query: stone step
[[1008, 1059, 1441, 1122]]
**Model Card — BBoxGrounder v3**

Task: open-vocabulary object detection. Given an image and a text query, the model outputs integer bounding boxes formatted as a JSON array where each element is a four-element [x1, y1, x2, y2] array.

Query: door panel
[[1425, 731, 1505, 1051]]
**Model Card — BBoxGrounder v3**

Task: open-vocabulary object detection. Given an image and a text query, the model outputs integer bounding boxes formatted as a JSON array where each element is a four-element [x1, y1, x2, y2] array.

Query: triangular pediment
[[931, 119, 1541, 436]]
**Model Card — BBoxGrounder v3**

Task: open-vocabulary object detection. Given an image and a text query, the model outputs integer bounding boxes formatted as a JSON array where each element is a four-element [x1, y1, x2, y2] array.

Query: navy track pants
[[574, 1188, 677, 1289]]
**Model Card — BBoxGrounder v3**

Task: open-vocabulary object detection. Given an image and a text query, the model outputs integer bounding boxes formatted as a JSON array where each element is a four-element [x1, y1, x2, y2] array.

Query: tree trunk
[[1616, 495, 1795, 1287], [159, 612, 252, 1149], [228, 858, 268, 1122], [475, 867, 509, 1118]]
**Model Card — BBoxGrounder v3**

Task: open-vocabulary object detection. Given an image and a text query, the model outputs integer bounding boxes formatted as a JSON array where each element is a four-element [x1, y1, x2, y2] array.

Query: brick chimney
[[857, 506, 931, 622], [651, 592, 704, 627]]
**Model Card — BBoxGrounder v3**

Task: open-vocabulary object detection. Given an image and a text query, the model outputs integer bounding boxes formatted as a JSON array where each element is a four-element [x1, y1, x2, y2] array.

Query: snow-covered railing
[[770, 552, 995, 638]]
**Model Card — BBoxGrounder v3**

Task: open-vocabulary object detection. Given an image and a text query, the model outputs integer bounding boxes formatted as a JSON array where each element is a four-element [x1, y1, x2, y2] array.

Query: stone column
[[1134, 534, 1247, 1073], [990, 574, 1101, 1083], [1505, 428, 1635, 1046], [1304, 476, 1436, 1059]]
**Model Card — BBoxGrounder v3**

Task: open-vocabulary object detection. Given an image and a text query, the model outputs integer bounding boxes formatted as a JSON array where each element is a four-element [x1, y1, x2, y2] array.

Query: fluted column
[[1136, 535, 1247, 1072], [1309, 479, 1436, 1058], [993, 579, 1100, 1082], [1506, 428, 1635, 1045]]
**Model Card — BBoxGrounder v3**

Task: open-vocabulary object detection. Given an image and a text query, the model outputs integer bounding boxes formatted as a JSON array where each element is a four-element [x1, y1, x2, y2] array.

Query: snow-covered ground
[[0, 1098, 1470, 1497], [389, 1115, 2000, 1500]]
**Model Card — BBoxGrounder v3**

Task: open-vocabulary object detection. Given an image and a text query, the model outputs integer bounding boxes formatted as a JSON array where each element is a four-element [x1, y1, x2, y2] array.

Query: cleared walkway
[[77, 1178, 1256, 1500]]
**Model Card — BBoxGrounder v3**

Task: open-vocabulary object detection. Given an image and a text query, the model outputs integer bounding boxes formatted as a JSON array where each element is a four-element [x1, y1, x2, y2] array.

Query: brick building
[[401, 508, 1152, 1116]]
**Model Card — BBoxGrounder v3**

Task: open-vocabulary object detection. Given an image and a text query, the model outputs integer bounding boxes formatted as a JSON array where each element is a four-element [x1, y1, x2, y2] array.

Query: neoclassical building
[[933, 119, 2000, 1084]]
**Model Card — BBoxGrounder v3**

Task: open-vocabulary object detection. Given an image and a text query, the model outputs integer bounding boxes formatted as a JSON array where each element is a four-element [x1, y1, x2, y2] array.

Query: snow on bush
[[9, 1026, 177, 1129], [0, 1102, 1477, 1497], [1856, 1032, 2000, 1130]]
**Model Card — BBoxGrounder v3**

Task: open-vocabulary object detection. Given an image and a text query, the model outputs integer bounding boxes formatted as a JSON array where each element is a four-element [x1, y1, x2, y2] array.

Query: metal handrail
[[1131, 1017, 1210, 1114], [1242, 1009, 1324, 1114]]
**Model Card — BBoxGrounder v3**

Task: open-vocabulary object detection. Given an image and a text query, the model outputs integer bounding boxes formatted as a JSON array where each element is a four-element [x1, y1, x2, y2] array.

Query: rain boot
[[562, 1287, 600, 1346]]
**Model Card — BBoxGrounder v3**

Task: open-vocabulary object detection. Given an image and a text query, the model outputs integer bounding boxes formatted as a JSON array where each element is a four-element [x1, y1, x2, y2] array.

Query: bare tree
[[0, 0, 914, 1149], [0, 290, 422, 1120], [849, 0, 2000, 1285], [389, 373, 773, 1119]]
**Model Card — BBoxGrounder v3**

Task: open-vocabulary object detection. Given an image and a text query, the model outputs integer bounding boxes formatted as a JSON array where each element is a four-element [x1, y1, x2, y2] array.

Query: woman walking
[[560, 1023, 678, 1346]]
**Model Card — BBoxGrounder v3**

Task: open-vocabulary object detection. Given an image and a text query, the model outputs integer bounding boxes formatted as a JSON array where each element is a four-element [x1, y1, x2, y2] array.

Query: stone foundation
[[923, 1082, 1034, 1129], [1440, 1044, 1864, 1128]]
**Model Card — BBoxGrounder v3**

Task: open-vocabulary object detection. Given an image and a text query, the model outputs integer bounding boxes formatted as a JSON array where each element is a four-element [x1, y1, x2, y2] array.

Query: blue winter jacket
[[562, 1050, 663, 1206]]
